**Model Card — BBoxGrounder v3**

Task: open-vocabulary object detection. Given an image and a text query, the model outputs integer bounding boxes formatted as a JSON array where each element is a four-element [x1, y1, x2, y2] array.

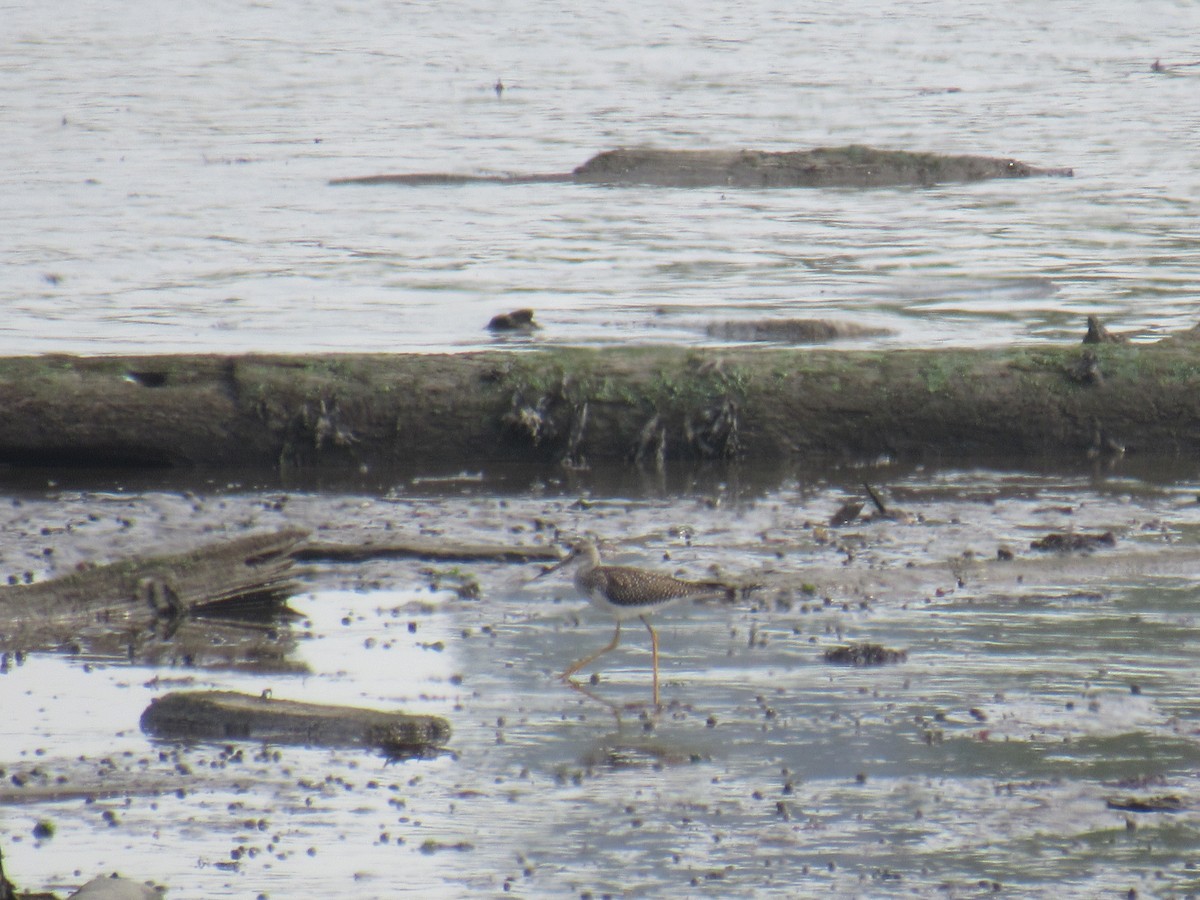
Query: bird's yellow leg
[[641, 615, 660, 706], [561, 620, 622, 681]]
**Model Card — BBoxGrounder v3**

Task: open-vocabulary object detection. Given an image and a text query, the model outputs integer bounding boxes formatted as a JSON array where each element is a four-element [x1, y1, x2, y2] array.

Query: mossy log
[[140, 690, 451, 754], [330, 145, 1072, 188], [570, 146, 1074, 187], [0, 529, 307, 667], [0, 340, 1199, 471]]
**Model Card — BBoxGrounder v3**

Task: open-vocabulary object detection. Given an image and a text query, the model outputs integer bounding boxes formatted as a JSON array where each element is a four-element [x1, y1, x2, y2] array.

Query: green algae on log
[[330, 145, 1072, 189], [0, 340, 1198, 470]]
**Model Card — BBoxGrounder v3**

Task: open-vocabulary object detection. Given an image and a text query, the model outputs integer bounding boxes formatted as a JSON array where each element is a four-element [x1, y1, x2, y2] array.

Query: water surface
[[4, 0, 1199, 354]]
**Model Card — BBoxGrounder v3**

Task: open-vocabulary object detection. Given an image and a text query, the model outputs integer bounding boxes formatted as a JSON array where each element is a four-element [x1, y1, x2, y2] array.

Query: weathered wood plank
[[0, 529, 307, 665]]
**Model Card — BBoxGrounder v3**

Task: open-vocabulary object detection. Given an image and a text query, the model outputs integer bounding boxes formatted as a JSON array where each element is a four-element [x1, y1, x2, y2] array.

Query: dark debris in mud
[[1105, 795, 1186, 813], [822, 642, 907, 666], [829, 501, 864, 526], [1030, 531, 1116, 552]]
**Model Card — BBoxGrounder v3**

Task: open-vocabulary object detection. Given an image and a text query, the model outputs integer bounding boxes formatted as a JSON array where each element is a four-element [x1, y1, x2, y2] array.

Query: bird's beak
[[534, 547, 575, 579]]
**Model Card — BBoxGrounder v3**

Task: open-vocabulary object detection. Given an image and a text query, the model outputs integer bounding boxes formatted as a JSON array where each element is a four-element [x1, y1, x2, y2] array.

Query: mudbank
[[330, 145, 1073, 189]]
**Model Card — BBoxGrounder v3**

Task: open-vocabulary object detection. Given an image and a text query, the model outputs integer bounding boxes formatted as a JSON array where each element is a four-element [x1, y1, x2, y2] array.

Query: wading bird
[[539, 539, 727, 705]]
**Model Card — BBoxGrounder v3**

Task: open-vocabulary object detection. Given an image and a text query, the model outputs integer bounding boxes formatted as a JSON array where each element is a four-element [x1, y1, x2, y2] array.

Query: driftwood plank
[[140, 690, 451, 754], [0, 529, 308, 664]]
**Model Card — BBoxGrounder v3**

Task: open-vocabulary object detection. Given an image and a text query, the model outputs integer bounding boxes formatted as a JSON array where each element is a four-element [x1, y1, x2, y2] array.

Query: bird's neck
[[572, 545, 603, 592]]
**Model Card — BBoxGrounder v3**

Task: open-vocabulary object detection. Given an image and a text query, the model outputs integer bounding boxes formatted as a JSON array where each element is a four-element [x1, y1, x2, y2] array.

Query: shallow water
[[5, 0, 1200, 355], [3, 463, 1200, 896]]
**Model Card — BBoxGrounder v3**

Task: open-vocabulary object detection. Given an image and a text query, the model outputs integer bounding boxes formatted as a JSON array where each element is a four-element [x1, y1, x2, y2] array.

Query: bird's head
[[535, 538, 600, 579]]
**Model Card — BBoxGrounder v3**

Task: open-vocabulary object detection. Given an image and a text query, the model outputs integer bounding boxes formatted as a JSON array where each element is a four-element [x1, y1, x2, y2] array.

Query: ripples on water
[[4, 0, 1199, 354]]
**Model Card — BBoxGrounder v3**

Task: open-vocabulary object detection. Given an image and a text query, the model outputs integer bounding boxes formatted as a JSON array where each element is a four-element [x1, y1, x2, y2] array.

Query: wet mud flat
[[2, 460, 1200, 897]]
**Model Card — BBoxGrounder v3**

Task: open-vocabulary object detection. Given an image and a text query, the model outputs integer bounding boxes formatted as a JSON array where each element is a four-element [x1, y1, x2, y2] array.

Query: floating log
[[0, 336, 1199, 471], [0, 529, 307, 667], [140, 690, 451, 754], [331, 145, 1072, 189]]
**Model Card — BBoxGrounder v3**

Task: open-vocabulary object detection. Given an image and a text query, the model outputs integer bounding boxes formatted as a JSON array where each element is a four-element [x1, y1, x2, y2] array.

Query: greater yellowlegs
[[538, 539, 727, 704]]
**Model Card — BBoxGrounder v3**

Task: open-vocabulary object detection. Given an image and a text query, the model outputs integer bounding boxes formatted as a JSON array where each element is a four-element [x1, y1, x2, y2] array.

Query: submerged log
[[140, 690, 451, 754], [571, 146, 1074, 188], [0, 529, 307, 666], [0, 338, 1199, 470], [331, 145, 1072, 189]]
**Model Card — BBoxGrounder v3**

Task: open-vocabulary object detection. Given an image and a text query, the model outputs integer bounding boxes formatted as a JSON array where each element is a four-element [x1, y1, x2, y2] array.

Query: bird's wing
[[600, 566, 726, 607]]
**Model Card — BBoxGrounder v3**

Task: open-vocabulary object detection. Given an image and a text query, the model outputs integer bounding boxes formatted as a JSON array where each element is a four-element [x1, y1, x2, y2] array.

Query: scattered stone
[[823, 643, 907, 666]]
